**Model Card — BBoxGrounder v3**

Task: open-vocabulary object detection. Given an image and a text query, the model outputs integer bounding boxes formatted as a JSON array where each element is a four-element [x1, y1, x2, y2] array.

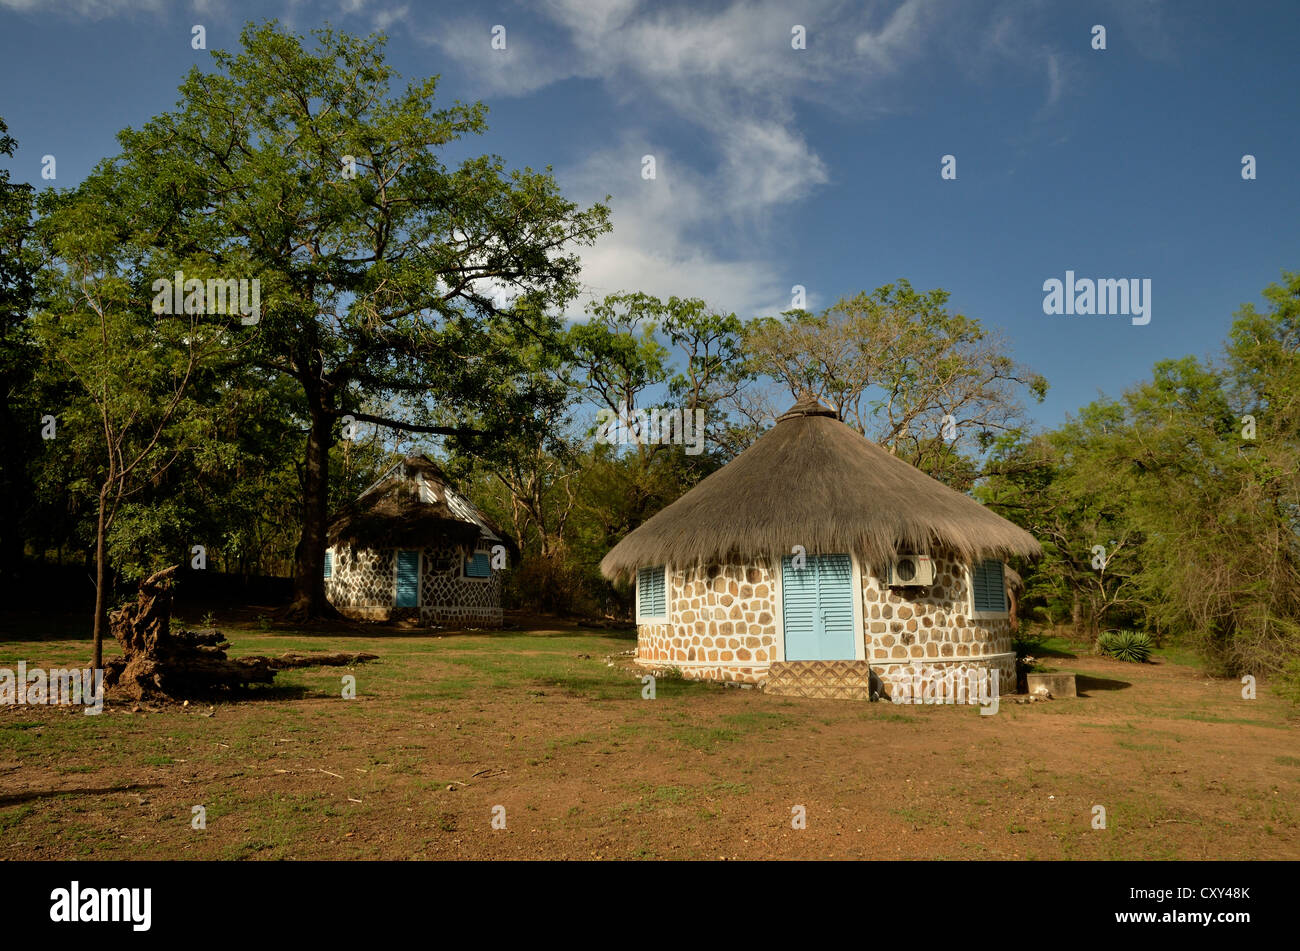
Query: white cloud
[[0, 0, 164, 15], [372, 4, 407, 31], [854, 0, 936, 73], [423, 1, 860, 317], [559, 140, 806, 320]]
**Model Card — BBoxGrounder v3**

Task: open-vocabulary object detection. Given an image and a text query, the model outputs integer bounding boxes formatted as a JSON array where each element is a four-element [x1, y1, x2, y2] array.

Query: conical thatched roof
[[600, 395, 1039, 578], [328, 455, 502, 550]]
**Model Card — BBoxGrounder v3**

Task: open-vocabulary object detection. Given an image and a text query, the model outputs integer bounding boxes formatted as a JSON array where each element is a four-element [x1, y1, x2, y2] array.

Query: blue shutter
[[323, 550, 333, 579], [395, 550, 420, 607], [637, 566, 666, 618], [782, 556, 819, 659], [817, 554, 856, 658], [972, 560, 1006, 613], [464, 551, 491, 578]]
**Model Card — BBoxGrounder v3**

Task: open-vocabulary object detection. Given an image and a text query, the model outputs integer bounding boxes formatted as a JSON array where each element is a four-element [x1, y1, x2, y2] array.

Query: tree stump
[[103, 565, 376, 701]]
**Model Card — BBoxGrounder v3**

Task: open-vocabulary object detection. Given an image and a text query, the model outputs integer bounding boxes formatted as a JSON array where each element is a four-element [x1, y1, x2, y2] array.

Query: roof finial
[[778, 391, 838, 422]]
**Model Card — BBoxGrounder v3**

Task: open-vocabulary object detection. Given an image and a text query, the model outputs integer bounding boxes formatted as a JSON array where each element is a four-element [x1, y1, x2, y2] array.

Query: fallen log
[[258, 651, 379, 670], [103, 566, 376, 701]]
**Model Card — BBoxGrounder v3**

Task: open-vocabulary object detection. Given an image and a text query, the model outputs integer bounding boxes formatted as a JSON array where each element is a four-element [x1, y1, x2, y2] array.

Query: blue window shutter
[[638, 566, 666, 618], [465, 551, 491, 578], [972, 560, 1006, 613], [782, 555, 819, 658], [818, 554, 855, 631], [323, 550, 333, 579]]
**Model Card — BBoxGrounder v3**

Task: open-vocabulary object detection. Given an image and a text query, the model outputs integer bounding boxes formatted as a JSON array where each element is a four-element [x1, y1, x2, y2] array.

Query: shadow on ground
[[1075, 674, 1132, 696]]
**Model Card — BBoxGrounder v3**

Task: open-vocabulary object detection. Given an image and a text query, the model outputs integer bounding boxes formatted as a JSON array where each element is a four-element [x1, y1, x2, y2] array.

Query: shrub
[[1275, 657, 1300, 707], [1098, 629, 1152, 663]]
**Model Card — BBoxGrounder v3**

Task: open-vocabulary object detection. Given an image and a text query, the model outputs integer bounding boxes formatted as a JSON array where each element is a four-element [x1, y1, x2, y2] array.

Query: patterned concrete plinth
[[763, 660, 877, 700]]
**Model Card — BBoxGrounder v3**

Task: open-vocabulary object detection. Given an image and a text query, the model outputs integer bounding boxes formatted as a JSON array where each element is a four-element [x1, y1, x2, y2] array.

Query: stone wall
[[636, 561, 779, 683], [634, 551, 1014, 698], [326, 543, 502, 628], [861, 553, 1015, 698], [326, 547, 394, 616], [419, 544, 502, 627]]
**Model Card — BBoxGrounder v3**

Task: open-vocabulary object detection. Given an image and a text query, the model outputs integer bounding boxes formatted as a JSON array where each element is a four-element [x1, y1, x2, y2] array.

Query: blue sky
[[2, 0, 1297, 431]]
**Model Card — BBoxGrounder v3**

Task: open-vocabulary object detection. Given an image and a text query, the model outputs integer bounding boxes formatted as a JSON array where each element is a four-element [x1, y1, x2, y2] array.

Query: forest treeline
[[0, 22, 1295, 693]]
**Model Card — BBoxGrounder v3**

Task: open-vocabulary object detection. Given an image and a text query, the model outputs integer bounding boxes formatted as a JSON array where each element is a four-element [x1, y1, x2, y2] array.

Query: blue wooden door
[[781, 554, 856, 660], [395, 550, 420, 608]]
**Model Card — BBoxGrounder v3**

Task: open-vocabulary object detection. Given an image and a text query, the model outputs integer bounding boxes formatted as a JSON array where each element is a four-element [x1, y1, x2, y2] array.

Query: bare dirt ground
[[1, 612, 1297, 860]]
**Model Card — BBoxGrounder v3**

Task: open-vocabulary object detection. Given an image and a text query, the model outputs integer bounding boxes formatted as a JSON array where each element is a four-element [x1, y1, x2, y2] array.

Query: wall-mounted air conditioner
[[887, 554, 934, 587]]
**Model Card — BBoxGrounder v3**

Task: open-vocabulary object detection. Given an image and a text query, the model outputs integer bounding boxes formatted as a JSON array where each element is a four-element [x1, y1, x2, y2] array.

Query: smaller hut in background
[[325, 455, 504, 627]]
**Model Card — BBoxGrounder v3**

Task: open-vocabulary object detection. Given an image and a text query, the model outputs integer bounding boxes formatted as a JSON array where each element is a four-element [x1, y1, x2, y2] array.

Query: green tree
[[33, 175, 237, 667], [746, 280, 1047, 487], [0, 116, 39, 595], [983, 276, 1300, 694], [101, 21, 608, 616], [981, 403, 1144, 638]]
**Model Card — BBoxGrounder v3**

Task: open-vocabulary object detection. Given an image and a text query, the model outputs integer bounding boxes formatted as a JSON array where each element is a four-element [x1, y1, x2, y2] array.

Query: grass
[[1, 618, 1297, 860]]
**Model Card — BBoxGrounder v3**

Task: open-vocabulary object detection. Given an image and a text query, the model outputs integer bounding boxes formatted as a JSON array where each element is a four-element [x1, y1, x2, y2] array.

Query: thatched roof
[[600, 395, 1040, 578], [328, 455, 502, 550]]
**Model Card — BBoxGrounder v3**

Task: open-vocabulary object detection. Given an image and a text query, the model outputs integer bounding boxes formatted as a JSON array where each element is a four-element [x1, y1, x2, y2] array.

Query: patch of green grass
[[0, 804, 35, 832], [1149, 642, 1202, 668], [720, 711, 793, 731], [1174, 711, 1284, 729], [668, 724, 740, 750], [1114, 741, 1165, 752]]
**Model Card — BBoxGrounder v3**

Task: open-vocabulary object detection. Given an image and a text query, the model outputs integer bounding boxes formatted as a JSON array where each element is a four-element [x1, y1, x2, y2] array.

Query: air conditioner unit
[[887, 554, 934, 587]]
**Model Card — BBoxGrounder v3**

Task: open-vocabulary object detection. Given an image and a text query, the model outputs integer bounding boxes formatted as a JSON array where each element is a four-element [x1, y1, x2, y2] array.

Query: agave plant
[[1098, 629, 1152, 663]]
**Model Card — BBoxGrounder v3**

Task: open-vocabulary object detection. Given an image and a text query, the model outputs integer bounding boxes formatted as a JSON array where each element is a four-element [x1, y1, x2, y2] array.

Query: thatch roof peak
[[329, 454, 501, 549], [777, 393, 839, 422], [600, 407, 1040, 579]]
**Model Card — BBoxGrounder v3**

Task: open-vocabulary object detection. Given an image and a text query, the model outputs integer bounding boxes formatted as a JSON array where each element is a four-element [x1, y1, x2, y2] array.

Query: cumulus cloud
[[558, 139, 799, 319]]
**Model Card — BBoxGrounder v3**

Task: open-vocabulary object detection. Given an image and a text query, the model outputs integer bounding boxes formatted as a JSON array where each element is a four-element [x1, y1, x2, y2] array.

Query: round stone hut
[[599, 395, 1040, 701], [325, 455, 504, 628]]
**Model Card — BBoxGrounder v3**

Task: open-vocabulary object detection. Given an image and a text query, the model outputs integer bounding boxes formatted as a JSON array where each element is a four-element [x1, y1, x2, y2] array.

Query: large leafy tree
[[103, 21, 608, 616], [982, 276, 1300, 695], [33, 171, 238, 667], [745, 280, 1047, 488], [0, 116, 39, 595], [980, 402, 1145, 637]]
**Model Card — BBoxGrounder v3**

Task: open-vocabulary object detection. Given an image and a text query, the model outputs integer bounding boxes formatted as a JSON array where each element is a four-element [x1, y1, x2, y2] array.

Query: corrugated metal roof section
[[415, 472, 441, 505], [444, 484, 501, 542]]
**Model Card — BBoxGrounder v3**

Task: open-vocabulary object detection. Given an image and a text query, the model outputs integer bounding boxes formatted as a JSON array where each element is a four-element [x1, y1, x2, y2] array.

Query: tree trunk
[[92, 486, 109, 670], [287, 403, 335, 619], [106, 565, 376, 700]]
